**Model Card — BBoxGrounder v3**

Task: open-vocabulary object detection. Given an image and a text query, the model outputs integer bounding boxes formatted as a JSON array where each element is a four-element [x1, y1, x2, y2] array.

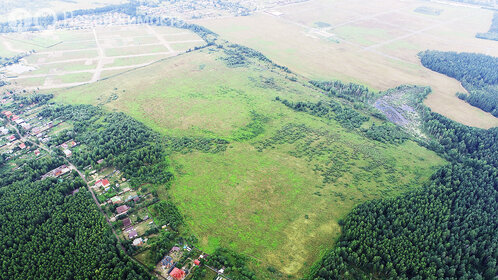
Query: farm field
[[52, 48, 446, 277], [196, 0, 498, 128], [1, 24, 205, 89]]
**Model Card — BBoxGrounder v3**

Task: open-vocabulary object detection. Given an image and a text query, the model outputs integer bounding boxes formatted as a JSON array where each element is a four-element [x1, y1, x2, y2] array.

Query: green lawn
[[53, 48, 445, 278]]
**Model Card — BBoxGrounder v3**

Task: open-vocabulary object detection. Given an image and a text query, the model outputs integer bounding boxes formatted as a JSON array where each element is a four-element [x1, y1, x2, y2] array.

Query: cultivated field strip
[[4, 25, 206, 89]]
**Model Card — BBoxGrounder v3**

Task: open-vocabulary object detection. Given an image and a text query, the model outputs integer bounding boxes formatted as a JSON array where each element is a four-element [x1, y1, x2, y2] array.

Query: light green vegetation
[[104, 54, 172, 68], [53, 48, 445, 277], [333, 24, 400, 47], [52, 72, 93, 84], [104, 45, 169, 57], [163, 33, 203, 41], [170, 41, 204, 52], [10, 77, 46, 87], [25, 50, 99, 64], [28, 61, 96, 75]]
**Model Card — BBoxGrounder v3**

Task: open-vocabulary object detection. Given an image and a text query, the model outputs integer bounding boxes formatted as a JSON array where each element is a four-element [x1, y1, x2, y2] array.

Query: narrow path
[[364, 11, 479, 50], [91, 28, 105, 83], [146, 24, 177, 54]]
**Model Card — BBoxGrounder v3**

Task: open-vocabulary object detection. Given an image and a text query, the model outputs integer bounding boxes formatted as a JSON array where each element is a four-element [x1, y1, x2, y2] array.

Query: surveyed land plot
[[3, 24, 205, 90], [197, 0, 498, 128]]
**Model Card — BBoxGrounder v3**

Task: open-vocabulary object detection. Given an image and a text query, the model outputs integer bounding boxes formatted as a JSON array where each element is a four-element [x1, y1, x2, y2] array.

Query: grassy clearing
[[52, 48, 445, 278], [103, 54, 172, 68], [51, 72, 93, 84], [104, 45, 169, 57], [25, 61, 96, 76], [196, 0, 498, 128], [170, 41, 205, 52]]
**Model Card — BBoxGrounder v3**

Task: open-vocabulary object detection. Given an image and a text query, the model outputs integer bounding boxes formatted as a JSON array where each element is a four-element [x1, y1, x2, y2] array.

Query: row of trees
[[276, 97, 369, 129], [419, 50, 498, 116], [476, 12, 498, 41]]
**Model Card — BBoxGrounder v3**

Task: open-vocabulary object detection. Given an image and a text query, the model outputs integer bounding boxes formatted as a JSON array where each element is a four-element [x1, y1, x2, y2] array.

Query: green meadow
[[53, 48, 445, 277]]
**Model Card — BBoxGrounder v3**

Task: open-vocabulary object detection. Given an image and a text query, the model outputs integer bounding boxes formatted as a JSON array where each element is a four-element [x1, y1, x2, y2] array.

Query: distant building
[[63, 149, 72, 157], [132, 237, 143, 246], [110, 196, 122, 205], [128, 229, 138, 239], [170, 246, 181, 253], [122, 217, 132, 228], [169, 268, 186, 280], [160, 256, 174, 269], [116, 205, 129, 214], [101, 178, 110, 188]]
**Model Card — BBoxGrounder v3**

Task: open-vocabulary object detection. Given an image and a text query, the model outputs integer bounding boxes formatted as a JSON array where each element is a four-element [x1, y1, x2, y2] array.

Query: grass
[[196, 0, 498, 128], [104, 45, 169, 57], [52, 48, 446, 278]]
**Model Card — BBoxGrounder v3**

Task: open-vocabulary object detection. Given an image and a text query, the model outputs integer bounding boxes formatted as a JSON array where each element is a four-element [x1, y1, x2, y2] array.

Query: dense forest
[[307, 89, 498, 279], [0, 161, 151, 279], [476, 12, 498, 41], [419, 50, 498, 117]]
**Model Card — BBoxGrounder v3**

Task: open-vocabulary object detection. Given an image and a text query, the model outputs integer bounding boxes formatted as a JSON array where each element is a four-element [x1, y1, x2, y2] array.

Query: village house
[[116, 205, 129, 214], [111, 196, 123, 205], [169, 267, 186, 280], [34, 150, 40, 156], [128, 229, 138, 239], [20, 122, 31, 130], [63, 149, 72, 157], [160, 255, 174, 269], [132, 237, 143, 246], [101, 179, 110, 188], [122, 217, 132, 228], [0, 127, 8, 135], [19, 143, 26, 149]]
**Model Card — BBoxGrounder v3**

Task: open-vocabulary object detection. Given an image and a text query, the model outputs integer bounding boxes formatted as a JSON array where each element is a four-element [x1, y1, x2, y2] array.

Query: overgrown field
[[196, 0, 498, 128], [53, 47, 445, 277]]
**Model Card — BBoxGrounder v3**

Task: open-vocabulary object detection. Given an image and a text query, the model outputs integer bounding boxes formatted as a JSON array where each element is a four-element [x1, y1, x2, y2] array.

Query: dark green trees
[[419, 50, 498, 117]]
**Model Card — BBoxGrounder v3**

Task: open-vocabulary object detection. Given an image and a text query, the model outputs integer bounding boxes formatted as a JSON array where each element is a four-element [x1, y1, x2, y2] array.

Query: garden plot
[[3, 24, 205, 90]]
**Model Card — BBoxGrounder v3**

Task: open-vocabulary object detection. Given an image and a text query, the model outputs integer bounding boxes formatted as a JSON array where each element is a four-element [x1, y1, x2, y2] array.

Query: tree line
[[476, 12, 498, 41], [419, 50, 498, 117], [306, 92, 498, 279]]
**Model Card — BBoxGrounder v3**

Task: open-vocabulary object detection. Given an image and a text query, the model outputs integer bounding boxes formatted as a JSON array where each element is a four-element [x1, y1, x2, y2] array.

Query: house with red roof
[[101, 179, 110, 188], [2, 111, 12, 117], [169, 268, 185, 280], [11, 115, 19, 121], [34, 150, 40, 156], [194, 259, 200, 266], [19, 143, 26, 149], [8, 135, 16, 141]]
